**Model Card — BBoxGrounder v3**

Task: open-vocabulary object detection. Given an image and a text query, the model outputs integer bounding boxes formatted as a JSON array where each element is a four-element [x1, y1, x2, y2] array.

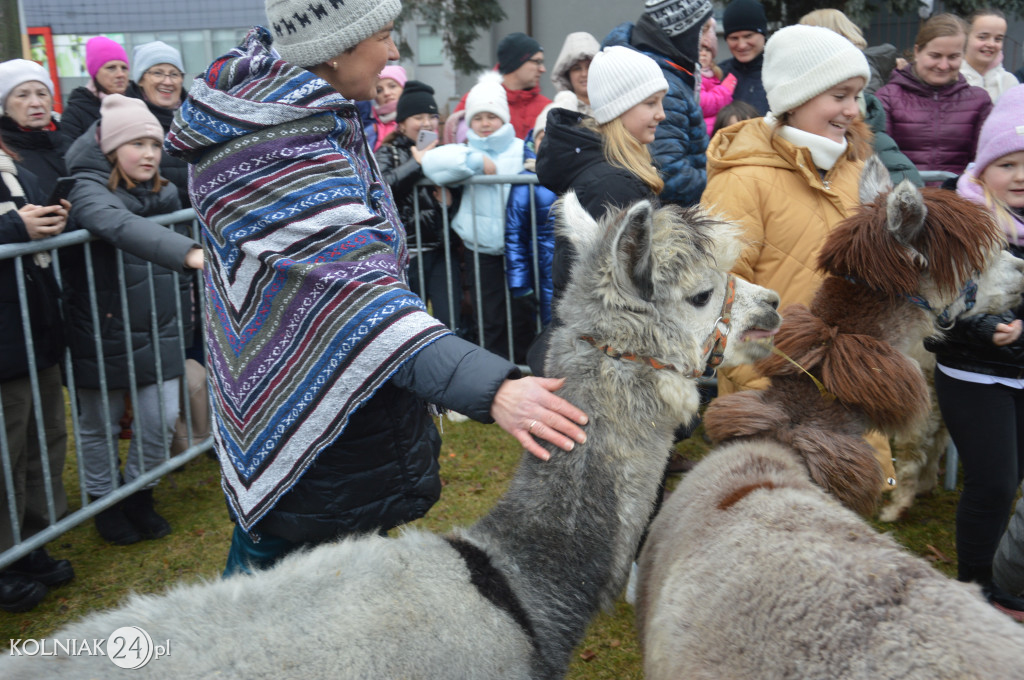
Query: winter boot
[[0, 573, 47, 613], [122, 488, 171, 540], [5, 548, 74, 588], [90, 494, 142, 545]]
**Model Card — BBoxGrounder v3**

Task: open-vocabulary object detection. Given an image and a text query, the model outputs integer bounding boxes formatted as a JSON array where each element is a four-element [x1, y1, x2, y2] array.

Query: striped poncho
[[165, 27, 450, 532]]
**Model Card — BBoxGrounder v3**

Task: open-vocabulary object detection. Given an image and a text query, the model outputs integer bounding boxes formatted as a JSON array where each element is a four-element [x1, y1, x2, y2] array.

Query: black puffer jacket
[[254, 335, 519, 543], [0, 116, 71, 189], [374, 134, 457, 251], [60, 82, 143, 145], [0, 163, 64, 381], [925, 245, 1024, 379], [530, 107, 655, 374], [63, 120, 198, 389]]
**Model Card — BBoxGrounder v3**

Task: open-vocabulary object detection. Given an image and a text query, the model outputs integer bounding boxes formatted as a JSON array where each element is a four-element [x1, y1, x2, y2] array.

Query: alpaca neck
[[464, 360, 688, 672]]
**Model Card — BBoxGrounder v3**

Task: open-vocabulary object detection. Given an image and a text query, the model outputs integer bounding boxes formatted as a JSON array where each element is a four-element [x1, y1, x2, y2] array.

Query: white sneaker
[[625, 561, 639, 605], [446, 411, 470, 423]]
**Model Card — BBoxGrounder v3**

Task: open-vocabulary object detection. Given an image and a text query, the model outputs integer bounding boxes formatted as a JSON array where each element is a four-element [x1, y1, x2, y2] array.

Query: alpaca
[[703, 157, 1024, 515], [878, 344, 950, 522], [636, 438, 1024, 680], [636, 158, 1024, 679], [0, 194, 781, 680]]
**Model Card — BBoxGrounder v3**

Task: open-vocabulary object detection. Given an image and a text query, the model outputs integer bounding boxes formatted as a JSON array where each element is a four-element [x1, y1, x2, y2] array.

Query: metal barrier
[[0, 209, 210, 570]]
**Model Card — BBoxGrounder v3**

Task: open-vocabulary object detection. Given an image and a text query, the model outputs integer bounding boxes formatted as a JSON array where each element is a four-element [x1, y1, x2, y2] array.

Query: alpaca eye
[[689, 290, 713, 307]]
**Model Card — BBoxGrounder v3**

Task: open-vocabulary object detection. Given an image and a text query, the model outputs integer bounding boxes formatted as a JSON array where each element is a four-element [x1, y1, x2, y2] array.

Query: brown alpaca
[[703, 158, 1024, 515]]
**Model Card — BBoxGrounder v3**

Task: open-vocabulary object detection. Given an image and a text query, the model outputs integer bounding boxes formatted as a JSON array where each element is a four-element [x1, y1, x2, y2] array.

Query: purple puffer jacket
[[875, 67, 992, 174]]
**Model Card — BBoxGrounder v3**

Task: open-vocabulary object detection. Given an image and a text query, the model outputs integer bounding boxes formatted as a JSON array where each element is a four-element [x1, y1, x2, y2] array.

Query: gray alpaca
[[637, 159, 1024, 679], [1, 194, 781, 679]]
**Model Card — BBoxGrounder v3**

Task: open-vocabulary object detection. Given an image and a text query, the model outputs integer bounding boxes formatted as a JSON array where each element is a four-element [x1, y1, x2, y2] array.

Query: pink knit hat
[[971, 84, 1024, 175], [86, 36, 129, 79], [99, 94, 163, 154], [378, 64, 408, 88]]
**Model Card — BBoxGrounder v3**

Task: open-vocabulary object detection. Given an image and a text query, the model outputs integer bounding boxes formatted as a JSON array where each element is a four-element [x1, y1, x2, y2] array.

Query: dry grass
[[0, 416, 966, 679]]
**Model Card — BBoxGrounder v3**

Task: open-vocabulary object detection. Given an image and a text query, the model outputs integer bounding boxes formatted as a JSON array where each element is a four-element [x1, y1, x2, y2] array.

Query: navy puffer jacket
[[875, 67, 992, 174], [603, 18, 708, 207]]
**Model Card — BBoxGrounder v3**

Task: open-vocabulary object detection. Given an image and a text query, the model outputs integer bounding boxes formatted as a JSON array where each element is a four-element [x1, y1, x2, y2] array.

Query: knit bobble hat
[[497, 32, 542, 75], [0, 59, 55, 111], [99, 94, 164, 154], [465, 72, 510, 124], [722, 0, 768, 37], [265, 0, 401, 68], [378, 64, 408, 89], [762, 25, 870, 116], [395, 80, 438, 122], [588, 46, 669, 124], [644, 0, 714, 38], [972, 84, 1024, 175], [131, 41, 184, 82], [86, 36, 129, 79]]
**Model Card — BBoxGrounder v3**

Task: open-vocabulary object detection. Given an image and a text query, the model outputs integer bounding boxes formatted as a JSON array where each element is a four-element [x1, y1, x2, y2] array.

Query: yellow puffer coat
[[702, 116, 870, 395]]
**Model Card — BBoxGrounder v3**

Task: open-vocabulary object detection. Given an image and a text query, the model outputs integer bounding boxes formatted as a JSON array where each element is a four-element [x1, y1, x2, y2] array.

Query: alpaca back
[[638, 439, 1024, 680]]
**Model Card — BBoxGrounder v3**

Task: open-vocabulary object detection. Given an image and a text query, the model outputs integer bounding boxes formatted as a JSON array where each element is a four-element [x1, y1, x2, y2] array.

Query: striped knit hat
[[266, 0, 401, 68]]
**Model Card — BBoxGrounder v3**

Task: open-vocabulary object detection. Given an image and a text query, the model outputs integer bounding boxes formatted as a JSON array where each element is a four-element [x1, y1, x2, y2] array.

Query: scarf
[[166, 28, 450, 531], [0, 151, 51, 268], [957, 164, 1024, 246], [767, 113, 848, 172]]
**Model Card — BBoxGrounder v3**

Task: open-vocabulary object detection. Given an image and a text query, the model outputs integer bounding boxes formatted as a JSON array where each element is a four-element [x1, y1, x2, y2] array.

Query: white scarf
[[766, 113, 848, 172], [0, 150, 51, 268]]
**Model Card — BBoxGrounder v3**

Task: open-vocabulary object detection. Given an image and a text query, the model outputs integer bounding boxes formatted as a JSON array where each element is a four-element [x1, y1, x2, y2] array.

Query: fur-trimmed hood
[[550, 32, 600, 92]]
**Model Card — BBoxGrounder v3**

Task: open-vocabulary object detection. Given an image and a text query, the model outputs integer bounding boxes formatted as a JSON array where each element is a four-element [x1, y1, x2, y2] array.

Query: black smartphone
[[46, 177, 75, 207]]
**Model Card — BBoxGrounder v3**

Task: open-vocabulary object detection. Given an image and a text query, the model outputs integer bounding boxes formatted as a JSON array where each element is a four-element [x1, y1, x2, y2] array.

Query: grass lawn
[[1, 417, 967, 678]]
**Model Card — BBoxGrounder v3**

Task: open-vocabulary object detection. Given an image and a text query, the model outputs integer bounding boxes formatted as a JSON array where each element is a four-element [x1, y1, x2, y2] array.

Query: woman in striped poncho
[[165, 0, 587, 575]]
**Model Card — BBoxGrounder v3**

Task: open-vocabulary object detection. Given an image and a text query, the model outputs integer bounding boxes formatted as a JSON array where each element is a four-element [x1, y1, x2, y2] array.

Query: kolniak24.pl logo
[[9, 626, 170, 669]]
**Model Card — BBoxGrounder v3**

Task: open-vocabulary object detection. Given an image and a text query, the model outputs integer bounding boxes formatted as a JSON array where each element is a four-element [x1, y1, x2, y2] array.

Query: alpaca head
[[820, 156, 1021, 334], [552, 193, 781, 418]]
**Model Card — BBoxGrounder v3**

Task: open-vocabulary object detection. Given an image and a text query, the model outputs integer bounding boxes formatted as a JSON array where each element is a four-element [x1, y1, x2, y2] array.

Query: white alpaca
[[0, 194, 781, 679]]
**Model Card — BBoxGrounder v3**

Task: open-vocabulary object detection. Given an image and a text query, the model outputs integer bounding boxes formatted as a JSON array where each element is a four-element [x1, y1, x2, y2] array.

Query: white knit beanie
[[0, 59, 54, 112], [763, 25, 870, 116], [588, 46, 668, 124], [265, 0, 401, 68], [465, 72, 510, 125], [99, 94, 164, 154], [131, 41, 184, 82]]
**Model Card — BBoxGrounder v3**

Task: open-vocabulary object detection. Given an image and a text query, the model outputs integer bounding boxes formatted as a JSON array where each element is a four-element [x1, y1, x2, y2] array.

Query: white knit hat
[[588, 46, 669, 124], [265, 0, 401, 68], [763, 25, 870, 116], [131, 41, 184, 82], [465, 72, 510, 125], [0, 59, 54, 112]]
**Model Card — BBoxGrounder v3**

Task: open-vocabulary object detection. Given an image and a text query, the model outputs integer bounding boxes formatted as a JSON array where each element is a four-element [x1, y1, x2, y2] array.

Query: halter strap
[[579, 275, 737, 379]]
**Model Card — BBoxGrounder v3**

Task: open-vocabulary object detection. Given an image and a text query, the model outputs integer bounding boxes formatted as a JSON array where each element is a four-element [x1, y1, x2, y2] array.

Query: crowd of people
[[1, 0, 1023, 627]]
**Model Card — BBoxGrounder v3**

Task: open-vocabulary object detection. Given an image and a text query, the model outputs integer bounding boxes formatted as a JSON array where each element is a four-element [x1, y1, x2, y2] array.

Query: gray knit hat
[[131, 41, 184, 82], [265, 0, 401, 68]]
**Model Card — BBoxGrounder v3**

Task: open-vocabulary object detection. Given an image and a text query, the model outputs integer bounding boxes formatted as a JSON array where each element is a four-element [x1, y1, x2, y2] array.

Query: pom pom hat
[[465, 72, 510, 125], [86, 37, 129, 79], [99, 94, 163, 154], [265, 0, 401, 68], [588, 46, 669, 124], [971, 85, 1024, 175], [762, 25, 870, 116], [0, 59, 55, 110]]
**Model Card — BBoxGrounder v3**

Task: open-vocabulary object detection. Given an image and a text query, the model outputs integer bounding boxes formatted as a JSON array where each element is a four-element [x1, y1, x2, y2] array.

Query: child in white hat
[[422, 72, 532, 361]]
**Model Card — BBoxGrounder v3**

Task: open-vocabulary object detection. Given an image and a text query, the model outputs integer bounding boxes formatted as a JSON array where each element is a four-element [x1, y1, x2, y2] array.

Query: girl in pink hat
[[371, 64, 407, 150]]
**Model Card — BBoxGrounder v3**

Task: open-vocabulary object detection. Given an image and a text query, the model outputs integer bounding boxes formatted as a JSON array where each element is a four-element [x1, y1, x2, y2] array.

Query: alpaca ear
[[555, 191, 601, 254], [886, 180, 929, 268], [610, 200, 655, 302], [858, 155, 892, 205]]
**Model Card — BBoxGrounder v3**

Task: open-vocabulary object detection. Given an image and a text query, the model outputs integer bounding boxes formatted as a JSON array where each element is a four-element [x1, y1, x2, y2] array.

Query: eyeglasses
[[145, 70, 184, 82], [526, 58, 544, 66]]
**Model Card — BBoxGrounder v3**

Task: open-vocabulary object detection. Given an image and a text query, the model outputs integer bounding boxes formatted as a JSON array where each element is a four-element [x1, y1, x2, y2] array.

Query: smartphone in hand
[[416, 129, 438, 150], [46, 177, 76, 210]]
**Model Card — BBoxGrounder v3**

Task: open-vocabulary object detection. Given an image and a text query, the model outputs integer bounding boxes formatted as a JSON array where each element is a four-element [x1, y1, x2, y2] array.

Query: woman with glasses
[[61, 36, 137, 145], [131, 41, 189, 204]]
